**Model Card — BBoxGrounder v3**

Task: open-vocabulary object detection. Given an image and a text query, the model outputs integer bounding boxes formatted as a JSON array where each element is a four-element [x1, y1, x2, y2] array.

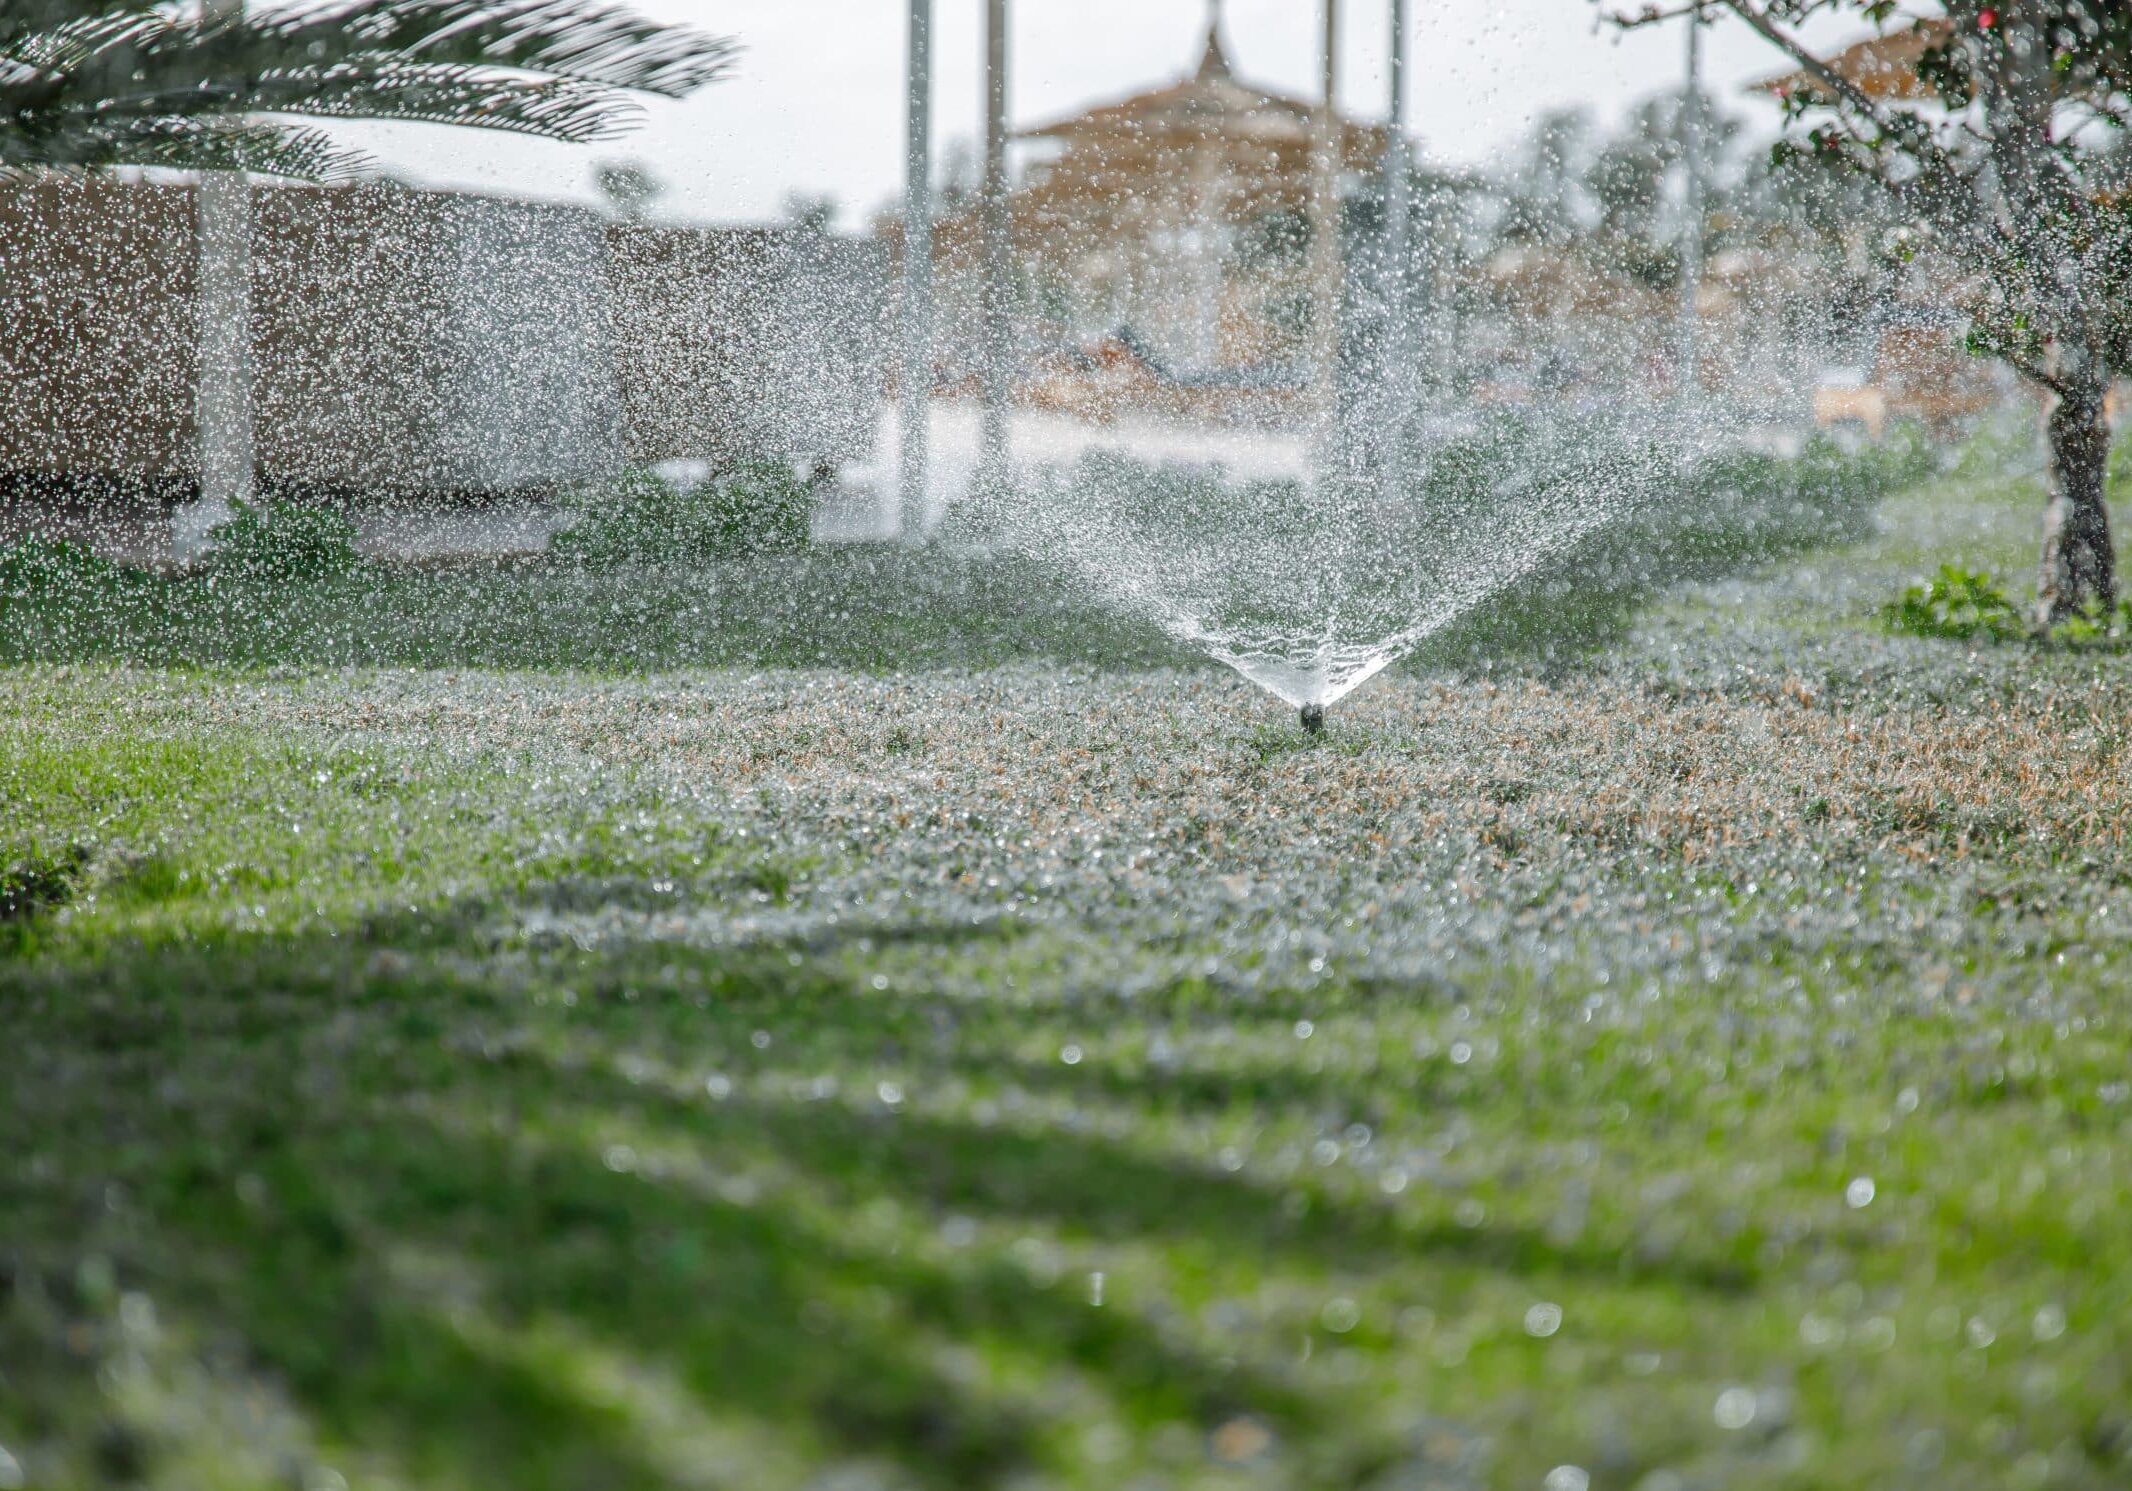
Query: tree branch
[[1715, 1, 1903, 138]]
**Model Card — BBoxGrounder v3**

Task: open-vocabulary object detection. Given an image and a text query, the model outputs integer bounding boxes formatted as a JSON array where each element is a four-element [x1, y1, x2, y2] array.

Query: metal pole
[[1381, 0, 1411, 497], [897, 0, 934, 538], [978, 0, 1011, 488], [1308, 0, 1342, 434], [182, 0, 253, 560], [1679, 3, 1705, 400]]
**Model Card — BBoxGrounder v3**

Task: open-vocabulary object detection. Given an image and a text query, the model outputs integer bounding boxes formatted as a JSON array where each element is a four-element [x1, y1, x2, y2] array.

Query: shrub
[[206, 501, 362, 584], [2044, 597, 2132, 645], [553, 461, 815, 568], [0, 539, 161, 656], [0, 844, 88, 949], [0, 537, 134, 601], [1881, 565, 2027, 642]]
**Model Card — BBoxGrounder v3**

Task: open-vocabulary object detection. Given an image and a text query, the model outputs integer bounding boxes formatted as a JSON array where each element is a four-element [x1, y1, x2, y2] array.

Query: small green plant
[[206, 501, 362, 584], [1881, 565, 2027, 642], [0, 846, 84, 923], [2046, 598, 2132, 646], [0, 843, 89, 949], [553, 461, 815, 568]]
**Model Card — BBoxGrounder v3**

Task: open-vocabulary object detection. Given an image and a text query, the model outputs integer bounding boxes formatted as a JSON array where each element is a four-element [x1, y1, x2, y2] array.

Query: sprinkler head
[[1300, 703, 1325, 735]]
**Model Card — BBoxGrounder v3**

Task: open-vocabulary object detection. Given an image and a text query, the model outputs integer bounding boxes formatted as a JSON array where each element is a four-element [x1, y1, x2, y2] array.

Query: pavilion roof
[[1752, 19, 1953, 103], [1020, 22, 1361, 148]]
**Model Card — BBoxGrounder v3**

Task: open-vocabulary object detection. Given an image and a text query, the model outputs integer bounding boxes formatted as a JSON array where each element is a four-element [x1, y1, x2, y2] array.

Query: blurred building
[[0, 176, 885, 536], [895, 19, 1387, 397], [0, 176, 619, 498]]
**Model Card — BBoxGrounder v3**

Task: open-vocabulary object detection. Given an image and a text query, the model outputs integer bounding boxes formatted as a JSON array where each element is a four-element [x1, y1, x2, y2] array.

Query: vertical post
[[181, 0, 253, 560], [1308, 0, 1342, 435], [1380, 0, 1411, 498], [1192, 143, 1222, 370], [1678, 2, 1705, 400], [978, 0, 1011, 488], [897, 0, 934, 538]]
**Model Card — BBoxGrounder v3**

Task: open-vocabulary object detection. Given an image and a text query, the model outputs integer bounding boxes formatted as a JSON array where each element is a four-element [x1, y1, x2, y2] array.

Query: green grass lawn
[[4, 443, 2132, 1491]]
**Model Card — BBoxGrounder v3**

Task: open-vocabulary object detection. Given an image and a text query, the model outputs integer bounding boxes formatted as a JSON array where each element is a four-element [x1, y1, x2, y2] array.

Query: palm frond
[[1, 114, 369, 179], [269, 0, 738, 98], [246, 62, 641, 144], [0, 0, 733, 179]]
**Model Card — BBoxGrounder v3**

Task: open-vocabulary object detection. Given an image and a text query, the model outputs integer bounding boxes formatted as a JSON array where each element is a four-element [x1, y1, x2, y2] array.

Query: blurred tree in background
[[594, 157, 665, 220], [1611, 0, 2132, 621]]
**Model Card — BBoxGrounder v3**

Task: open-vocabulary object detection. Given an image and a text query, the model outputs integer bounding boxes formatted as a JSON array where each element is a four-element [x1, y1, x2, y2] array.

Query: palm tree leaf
[[0, 0, 733, 179], [1, 114, 367, 179], [232, 1, 736, 98], [245, 62, 639, 143]]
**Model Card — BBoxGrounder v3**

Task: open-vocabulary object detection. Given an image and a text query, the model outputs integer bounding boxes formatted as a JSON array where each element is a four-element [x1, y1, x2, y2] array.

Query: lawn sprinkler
[[1300, 703, 1325, 735]]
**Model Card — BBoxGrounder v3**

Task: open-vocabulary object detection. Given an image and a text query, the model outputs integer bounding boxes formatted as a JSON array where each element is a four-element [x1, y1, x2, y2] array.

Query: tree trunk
[[2037, 380, 2116, 625]]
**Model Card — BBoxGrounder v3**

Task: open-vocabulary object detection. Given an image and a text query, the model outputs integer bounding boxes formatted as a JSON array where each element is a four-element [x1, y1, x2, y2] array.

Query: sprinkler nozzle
[[1300, 703, 1325, 735]]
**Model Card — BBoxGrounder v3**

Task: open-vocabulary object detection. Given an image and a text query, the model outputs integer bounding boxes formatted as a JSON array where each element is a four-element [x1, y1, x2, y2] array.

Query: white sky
[[340, 0, 1864, 227]]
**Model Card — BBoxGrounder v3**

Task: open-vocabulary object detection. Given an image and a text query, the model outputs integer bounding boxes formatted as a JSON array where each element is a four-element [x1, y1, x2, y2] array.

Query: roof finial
[[1196, 0, 1232, 80]]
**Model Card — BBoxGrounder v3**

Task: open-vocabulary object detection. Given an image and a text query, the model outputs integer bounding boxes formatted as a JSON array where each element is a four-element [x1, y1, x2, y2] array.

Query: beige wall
[[2, 178, 887, 498]]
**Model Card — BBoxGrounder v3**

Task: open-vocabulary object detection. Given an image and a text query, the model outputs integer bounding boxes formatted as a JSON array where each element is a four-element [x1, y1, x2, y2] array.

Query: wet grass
[[0, 428, 1921, 680], [3, 448, 2132, 1489]]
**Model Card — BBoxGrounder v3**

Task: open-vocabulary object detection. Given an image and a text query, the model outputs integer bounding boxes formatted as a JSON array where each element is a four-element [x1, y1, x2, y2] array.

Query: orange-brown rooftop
[[1020, 23, 1367, 148], [1754, 19, 1953, 102]]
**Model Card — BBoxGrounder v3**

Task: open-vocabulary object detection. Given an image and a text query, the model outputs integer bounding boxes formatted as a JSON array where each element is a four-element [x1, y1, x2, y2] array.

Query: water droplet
[[1544, 1466, 1590, 1491], [1524, 1301, 1563, 1338], [1713, 1385, 1757, 1429], [2031, 1303, 2066, 1341], [876, 1080, 903, 1106], [750, 1029, 771, 1050], [1964, 1316, 1996, 1349], [1321, 1296, 1360, 1332], [602, 1143, 637, 1173], [1088, 1271, 1105, 1306], [1858, 1314, 1897, 1351], [1210, 1416, 1273, 1464], [1060, 1043, 1083, 1065], [704, 1073, 731, 1100], [1845, 1175, 1876, 1208], [1293, 1019, 1314, 1039], [1449, 1040, 1473, 1065]]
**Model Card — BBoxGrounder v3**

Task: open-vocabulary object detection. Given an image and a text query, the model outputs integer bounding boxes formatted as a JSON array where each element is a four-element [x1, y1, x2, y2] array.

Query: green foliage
[[0, 1, 733, 179], [9, 650, 2132, 1488], [1628, 3, 2132, 398], [552, 462, 817, 569], [1881, 564, 2027, 642], [0, 842, 81, 922], [206, 500, 362, 585], [0, 428, 1929, 678], [0, 536, 131, 600], [2045, 598, 2132, 645], [2109, 428, 2132, 503], [0, 536, 160, 654], [1415, 421, 1929, 668]]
